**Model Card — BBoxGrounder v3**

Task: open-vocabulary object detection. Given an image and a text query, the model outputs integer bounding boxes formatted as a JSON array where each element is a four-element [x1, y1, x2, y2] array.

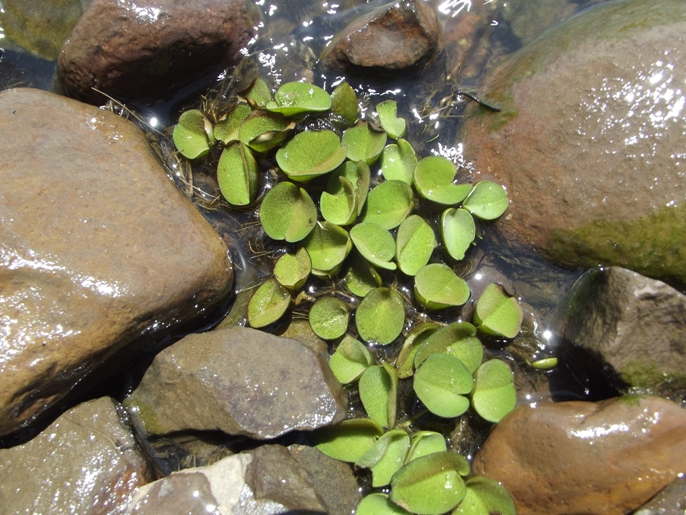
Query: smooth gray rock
[[320, 0, 441, 74], [126, 326, 347, 439], [460, 0, 686, 287], [0, 397, 152, 515], [57, 0, 261, 105], [129, 446, 329, 515], [561, 267, 686, 390], [0, 88, 233, 436]]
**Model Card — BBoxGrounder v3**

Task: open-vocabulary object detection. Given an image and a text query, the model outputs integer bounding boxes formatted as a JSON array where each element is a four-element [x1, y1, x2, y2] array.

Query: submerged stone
[[320, 0, 441, 74], [560, 266, 686, 392], [0, 88, 233, 436], [460, 0, 686, 287], [0, 397, 152, 514], [57, 0, 261, 105], [126, 326, 347, 439], [473, 396, 686, 515]]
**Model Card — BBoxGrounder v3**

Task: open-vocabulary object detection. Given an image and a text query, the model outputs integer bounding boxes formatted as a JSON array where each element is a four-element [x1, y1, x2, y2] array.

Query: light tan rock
[[473, 396, 686, 515], [0, 88, 233, 435], [0, 397, 152, 515]]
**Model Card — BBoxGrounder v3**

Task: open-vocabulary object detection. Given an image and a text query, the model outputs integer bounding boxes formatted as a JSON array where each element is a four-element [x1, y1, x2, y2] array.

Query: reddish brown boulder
[[473, 396, 686, 515], [57, 0, 261, 105], [320, 0, 441, 74]]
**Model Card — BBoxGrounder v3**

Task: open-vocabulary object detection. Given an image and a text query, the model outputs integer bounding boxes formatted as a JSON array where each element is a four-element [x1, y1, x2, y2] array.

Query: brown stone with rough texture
[[473, 396, 686, 515], [0, 88, 233, 436], [320, 0, 440, 74], [561, 267, 686, 389], [0, 397, 152, 515], [57, 0, 261, 105], [126, 326, 347, 439], [460, 0, 686, 286]]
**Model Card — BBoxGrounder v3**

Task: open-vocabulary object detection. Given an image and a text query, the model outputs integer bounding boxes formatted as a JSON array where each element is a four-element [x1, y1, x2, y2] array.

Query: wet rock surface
[[57, 0, 261, 105], [0, 87, 233, 436], [319, 0, 441, 74], [126, 326, 347, 439], [634, 475, 686, 515], [129, 445, 333, 514], [460, 0, 686, 286], [0, 397, 152, 515], [561, 267, 686, 391], [473, 395, 686, 515]]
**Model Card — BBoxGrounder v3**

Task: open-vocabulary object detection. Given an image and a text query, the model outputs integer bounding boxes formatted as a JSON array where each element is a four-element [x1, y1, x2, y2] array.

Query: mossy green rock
[[460, 0, 686, 287]]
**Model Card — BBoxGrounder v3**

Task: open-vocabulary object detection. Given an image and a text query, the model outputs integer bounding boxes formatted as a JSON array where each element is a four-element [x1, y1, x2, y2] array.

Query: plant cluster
[[172, 78, 523, 515]]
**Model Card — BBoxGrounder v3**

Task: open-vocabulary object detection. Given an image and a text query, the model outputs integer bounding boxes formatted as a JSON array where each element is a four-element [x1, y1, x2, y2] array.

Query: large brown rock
[[0, 88, 233, 436], [460, 0, 686, 286], [561, 267, 686, 390], [0, 397, 152, 515], [319, 0, 441, 74], [126, 326, 347, 439], [473, 396, 686, 515], [57, 0, 261, 105]]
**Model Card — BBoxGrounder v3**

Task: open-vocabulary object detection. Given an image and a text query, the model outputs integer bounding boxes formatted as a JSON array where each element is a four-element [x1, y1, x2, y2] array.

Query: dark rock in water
[[460, 0, 686, 287], [57, 0, 262, 105], [125, 326, 347, 439], [319, 0, 441, 74], [0, 397, 152, 514], [634, 475, 686, 515], [560, 267, 686, 392], [473, 395, 686, 515], [129, 445, 331, 514], [0, 88, 233, 436], [288, 444, 362, 515]]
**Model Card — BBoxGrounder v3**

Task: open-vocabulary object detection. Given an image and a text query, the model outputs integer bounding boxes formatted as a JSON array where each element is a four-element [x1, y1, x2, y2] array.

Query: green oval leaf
[[414, 322, 477, 368], [360, 180, 414, 230], [350, 222, 397, 271], [445, 336, 483, 374], [329, 160, 371, 216], [217, 142, 260, 206], [452, 476, 517, 515], [380, 139, 417, 185], [312, 418, 383, 463], [274, 247, 311, 290], [356, 288, 406, 345], [345, 254, 382, 297], [396, 322, 441, 379], [531, 357, 558, 370], [356, 494, 412, 515], [276, 130, 348, 182], [172, 109, 213, 159], [414, 156, 472, 205], [342, 121, 387, 165], [239, 110, 293, 153], [376, 99, 407, 139], [240, 77, 272, 107], [474, 283, 523, 339], [259, 181, 317, 242], [472, 360, 516, 423], [441, 208, 476, 262], [247, 279, 291, 328], [213, 104, 251, 144], [321, 175, 357, 226], [462, 181, 509, 220], [414, 354, 473, 418], [266, 81, 332, 117], [414, 263, 470, 310], [395, 215, 436, 276], [359, 363, 398, 429], [331, 81, 358, 126], [303, 221, 352, 274], [406, 431, 447, 462], [390, 451, 469, 515], [357, 429, 410, 487], [309, 296, 349, 340], [329, 335, 373, 384]]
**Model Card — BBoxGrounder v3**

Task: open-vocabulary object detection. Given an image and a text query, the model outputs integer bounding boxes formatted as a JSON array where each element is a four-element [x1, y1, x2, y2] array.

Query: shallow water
[[0, 0, 627, 476]]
